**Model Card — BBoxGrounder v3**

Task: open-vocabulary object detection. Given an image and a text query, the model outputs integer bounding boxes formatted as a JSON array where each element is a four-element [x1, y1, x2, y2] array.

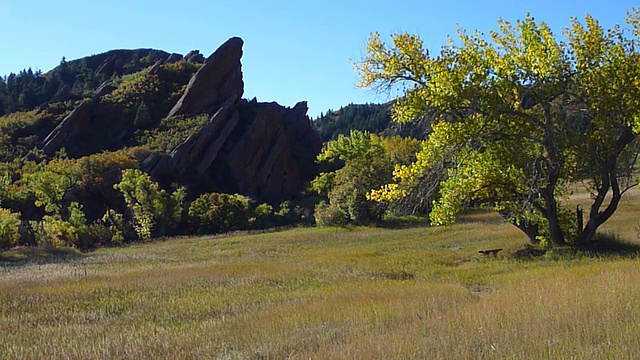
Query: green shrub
[[137, 114, 210, 153], [83, 222, 113, 249], [188, 193, 250, 235], [251, 203, 275, 229], [25, 158, 80, 215], [104, 69, 159, 110], [0, 208, 21, 248], [314, 202, 349, 227], [114, 169, 185, 240], [276, 201, 291, 218], [101, 209, 128, 245], [32, 202, 88, 248]]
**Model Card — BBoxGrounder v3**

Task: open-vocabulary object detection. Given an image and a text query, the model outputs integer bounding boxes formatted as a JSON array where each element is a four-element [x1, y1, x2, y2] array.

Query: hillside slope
[[0, 37, 322, 249], [0, 38, 320, 201], [312, 102, 435, 141]]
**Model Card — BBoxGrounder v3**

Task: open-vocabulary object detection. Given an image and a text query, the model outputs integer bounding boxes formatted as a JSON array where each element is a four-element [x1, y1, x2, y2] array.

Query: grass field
[[2, 188, 640, 359]]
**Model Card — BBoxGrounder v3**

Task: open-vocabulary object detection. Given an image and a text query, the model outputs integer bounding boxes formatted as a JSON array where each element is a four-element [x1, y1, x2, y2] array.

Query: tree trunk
[[514, 220, 541, 245], [541, 188, 566, 246], [575, 171, 623, 246], [576, 219, 598, 247], [500, 212, 540, 245], [547, 213, 566, 245], [576, 205, 583, 234]]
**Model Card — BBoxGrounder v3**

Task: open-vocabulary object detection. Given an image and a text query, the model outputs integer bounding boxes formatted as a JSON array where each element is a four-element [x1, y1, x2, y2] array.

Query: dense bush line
[[0, 150, 309, 250]]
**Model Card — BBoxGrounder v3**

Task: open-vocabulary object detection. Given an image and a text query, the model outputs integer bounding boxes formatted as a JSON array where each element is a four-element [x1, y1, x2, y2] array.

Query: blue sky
[[0, 1, 637, 117]]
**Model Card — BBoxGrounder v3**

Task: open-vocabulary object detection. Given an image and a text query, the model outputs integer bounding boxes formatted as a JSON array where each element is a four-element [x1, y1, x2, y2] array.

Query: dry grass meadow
[[2, 186, 640, 359]]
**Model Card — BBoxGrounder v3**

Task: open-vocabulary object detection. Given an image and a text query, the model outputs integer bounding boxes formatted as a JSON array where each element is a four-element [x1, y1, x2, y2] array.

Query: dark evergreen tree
[[313, 103, 392, 142], [0, 76, 7, 115]]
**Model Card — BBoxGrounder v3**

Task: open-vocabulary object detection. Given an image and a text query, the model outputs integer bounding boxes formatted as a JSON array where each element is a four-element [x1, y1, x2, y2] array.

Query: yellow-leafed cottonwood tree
[[360, 11, 640, 246]]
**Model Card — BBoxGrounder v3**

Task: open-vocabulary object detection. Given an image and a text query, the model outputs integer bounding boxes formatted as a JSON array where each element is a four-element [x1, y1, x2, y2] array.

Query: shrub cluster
[[311, 130, 423, 226], [0, 150, 307, 251]]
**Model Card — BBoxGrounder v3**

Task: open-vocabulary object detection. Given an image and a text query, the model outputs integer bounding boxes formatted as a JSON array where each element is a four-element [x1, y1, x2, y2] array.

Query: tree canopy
[[311, 130, 423, 225], [360, 11, 640, 246]]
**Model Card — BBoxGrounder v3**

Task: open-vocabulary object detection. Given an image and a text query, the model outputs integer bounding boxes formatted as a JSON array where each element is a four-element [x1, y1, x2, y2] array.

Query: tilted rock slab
[[39, 82, 116, 156], [167, 37, 244, 118], [148, 99, 321, 202], [147, 36, 322, 202]]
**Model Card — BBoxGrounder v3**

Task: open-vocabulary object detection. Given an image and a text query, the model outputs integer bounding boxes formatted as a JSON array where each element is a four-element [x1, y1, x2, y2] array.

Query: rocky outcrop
[[147, 98, 321, 202], [146, 37, 321, 202], [91, 81, 116, 98], [146, 98, 240, 179], [223, 100, 321, 201], [185, 50, 205, 63], [164, 53, 184, 64], [167, 37, 244, 118], [37, 36, 321, 203], [95, 55, 120, 78], [40, 101, 93, 156], [149, 53, 185, 75], [39, 81, 117, 156]]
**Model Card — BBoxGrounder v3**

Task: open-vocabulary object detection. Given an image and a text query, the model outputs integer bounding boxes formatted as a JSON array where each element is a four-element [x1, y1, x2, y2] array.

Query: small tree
[[311, 130, 422, 224], [314, 201, 349, 227], [25, 158, 79, 215], [35, 202, 88, 247], [251, 203, 275, 229], [114, 169, 185, 240], [361, 11, 640, 246]]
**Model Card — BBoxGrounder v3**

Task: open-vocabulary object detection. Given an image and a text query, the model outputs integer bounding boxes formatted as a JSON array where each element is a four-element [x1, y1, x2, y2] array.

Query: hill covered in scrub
[[312, 102, 434, 142], [0, 48, 191, 117], [0, 37, 322, 250]]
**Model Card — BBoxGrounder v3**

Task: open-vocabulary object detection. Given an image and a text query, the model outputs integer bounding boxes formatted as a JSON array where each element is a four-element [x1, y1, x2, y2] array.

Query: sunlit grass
[[1, 188, 640, 359]]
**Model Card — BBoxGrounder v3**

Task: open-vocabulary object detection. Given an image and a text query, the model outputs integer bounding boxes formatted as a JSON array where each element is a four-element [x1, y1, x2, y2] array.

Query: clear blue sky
[[0, 0, 637, 117]]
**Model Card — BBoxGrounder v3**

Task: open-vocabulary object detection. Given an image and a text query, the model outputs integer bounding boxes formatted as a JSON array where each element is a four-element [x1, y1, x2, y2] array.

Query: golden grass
[[1, 188, 640, 359]]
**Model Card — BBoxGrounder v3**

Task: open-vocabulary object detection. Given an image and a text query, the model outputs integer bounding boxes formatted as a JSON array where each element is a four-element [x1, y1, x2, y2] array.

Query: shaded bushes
[[188, 193, 250, 235], [313, 202, 349, 227], [187, 193, 308, 235], [31, 202, 88, 248], [0, 208, 21, 248]]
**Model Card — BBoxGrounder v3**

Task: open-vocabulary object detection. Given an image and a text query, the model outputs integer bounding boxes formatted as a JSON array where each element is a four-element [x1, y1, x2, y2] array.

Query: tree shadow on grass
[[0, 246, 85, 267], [580, 232, 640, 256], [513, 231, 640, 260], [455, 209, 504, 225], [377, 215, 430, 230]]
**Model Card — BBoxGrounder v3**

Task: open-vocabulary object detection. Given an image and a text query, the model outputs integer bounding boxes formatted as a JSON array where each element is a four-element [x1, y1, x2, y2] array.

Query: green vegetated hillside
[[313, 103, 393, 141], [0, 50, 220, 250], [0, 38, 324, 251], [312, 102, 433, 142], [0, 49, 177, 117], [1, 185, 639, 358], [0, 49, 190, 162]]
